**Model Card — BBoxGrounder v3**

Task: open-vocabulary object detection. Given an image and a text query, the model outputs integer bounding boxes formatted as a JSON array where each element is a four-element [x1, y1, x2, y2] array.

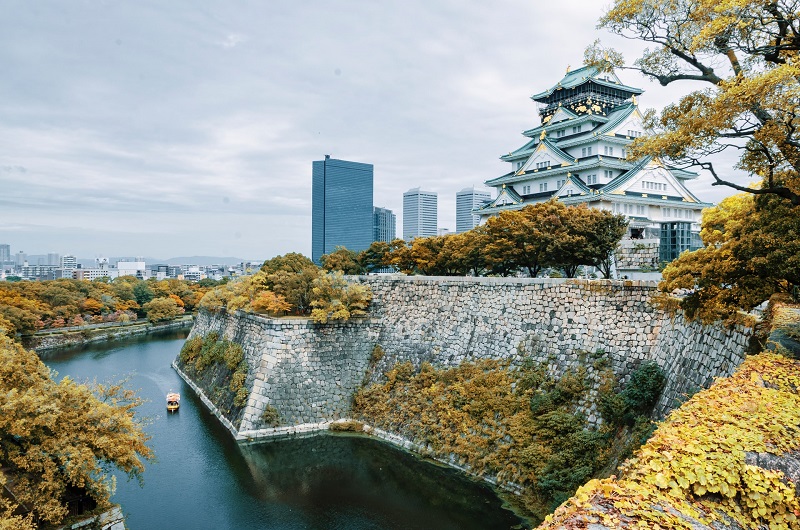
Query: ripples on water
[[43, 331, 528, 530]]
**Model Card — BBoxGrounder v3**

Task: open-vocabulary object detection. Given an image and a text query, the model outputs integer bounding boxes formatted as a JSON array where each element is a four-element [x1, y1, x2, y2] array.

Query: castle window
[[603, 146, 614, 156], [572, 125, 582, 134], [536, 161, 550, 169], [556, 129, 565, 138], [539, 182, 548, 192]]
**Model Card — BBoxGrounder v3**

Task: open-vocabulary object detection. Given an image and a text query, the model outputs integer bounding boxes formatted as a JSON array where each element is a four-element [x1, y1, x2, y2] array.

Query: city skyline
[[0, 2, 751, 259]]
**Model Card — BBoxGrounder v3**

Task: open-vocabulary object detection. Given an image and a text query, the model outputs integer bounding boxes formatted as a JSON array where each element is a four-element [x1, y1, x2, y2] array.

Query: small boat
[[166, 392, 180, 412]]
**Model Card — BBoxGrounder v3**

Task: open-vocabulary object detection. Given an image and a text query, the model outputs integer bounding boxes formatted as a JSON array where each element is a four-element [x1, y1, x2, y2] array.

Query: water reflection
[[42, 332, 527, 530], [240, 434, 525, 530]]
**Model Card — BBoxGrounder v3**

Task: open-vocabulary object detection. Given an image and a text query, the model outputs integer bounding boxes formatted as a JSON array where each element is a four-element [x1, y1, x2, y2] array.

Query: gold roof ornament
[[540, 130, 546, 140], [502, 183, 506, 189], [566, 64, 571, 74], [632, 95, 638, 105]]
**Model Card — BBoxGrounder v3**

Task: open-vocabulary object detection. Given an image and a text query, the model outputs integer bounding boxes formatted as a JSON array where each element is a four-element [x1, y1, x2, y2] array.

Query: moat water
[[42, 331, 527, 529]]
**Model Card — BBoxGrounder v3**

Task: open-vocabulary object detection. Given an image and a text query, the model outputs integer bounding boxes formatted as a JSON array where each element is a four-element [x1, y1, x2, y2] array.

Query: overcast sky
[[0, 1, 749, 261]]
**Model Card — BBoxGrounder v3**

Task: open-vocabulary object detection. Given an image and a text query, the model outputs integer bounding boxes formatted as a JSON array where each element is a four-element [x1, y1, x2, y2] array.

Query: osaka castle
[[476, 65, 712, 272]]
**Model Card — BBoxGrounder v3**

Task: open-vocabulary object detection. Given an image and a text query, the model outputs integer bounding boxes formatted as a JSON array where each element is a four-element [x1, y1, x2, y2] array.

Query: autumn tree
[[551, 205, 629, 278], [0, 333, 152, 526], [660, 192, 800, 322], [320, 246, 366, 275], [310, 272, 372, 324], [260, 252, 316, 275], [587, 0, 800, 206], [483, 201, 571, 277], [386, 239, 417, 275], [142, 296, 184, 322]]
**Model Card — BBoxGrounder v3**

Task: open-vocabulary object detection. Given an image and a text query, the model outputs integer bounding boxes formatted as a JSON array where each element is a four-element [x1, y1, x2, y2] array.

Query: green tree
[[0, 334, 153, 527], [132, 281, 155, 306], [587, 0, 800, 206], [359, 241, 393, 273], [142, 296, 184, 322]]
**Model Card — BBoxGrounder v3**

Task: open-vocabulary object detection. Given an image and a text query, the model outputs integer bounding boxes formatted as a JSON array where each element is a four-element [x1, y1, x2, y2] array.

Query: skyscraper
[[403, 188, 437, 240], [373, 206, 396, 243], [456, 187, 492, 233], [0, 244, 9, 264], [312, 156, 374, 264]]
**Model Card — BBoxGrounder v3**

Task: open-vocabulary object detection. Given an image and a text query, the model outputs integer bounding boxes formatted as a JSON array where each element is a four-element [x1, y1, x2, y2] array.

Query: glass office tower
[[312, 156, 374, 264]]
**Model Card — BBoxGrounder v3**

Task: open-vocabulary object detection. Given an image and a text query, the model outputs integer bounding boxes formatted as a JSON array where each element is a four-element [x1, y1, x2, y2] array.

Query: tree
[[141, 296, 183, 322], [483, 201, 569, 277], [310, 271, 372, 324], [550, 205, 628, 278], [132, 281, 155, 306], [359, 241, 393, 273], [320, 246, 366, 275], [659, 192, 800, 322], [250, 290, 292, 316], [443, 229, 489, 277], [260, 252, 315, 274], [0, 333, 152, 526], [587, 0, 800, 206], [386, 239, 417, 275]]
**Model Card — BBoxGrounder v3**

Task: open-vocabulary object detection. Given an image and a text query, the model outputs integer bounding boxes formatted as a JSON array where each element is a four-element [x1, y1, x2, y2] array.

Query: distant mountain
[[159, 256, 258, 266], [105, 256, 256, 266], [19, 255, 260, 268]]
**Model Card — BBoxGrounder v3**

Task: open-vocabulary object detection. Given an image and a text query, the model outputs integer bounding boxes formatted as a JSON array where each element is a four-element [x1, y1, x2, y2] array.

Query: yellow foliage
[[0, 334, 152, 526], [540, 353, 800, 529]]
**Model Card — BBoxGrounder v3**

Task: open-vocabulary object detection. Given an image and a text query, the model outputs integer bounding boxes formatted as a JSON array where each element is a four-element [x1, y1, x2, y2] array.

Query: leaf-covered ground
[[538, 352, 800, 530]]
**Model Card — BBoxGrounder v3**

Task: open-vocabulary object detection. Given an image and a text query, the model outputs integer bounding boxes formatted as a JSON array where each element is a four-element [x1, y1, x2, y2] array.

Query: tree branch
[[701, 162, 800, 206]]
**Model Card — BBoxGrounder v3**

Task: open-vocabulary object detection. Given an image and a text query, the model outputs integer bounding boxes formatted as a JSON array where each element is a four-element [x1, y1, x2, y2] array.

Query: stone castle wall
[[181, 277, 753, 439]]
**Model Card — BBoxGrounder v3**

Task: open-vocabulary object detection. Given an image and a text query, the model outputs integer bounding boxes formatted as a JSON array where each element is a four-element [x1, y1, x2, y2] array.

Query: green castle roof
[[531, 65, 643, 102]]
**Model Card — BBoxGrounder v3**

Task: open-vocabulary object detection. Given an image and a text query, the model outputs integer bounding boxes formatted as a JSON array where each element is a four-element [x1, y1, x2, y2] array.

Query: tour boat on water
[[166, 392, 180, 412]]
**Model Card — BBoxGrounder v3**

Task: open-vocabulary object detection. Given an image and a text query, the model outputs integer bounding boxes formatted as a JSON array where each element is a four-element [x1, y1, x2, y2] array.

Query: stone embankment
[[27, 316, 194, 352], [178, 276, 753, 440]]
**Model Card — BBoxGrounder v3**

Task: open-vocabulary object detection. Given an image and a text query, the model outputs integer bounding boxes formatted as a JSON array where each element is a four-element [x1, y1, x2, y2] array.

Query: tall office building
[[0, 244, 9, 264], [403, 188, 437, 240], [373, 206, 396, 243], [312, 156, 374, 264], [47, 253, 61, 266], [456, 187, 492, 233], [15, 251, 26, 268]]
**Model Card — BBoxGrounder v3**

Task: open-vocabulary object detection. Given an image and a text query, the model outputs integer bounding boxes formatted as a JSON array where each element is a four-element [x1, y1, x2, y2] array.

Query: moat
[[41, 332, 526, 530]]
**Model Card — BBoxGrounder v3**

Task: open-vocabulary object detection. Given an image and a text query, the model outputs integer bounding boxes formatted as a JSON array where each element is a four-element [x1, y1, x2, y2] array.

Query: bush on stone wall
[[177, 333, 250, 426], [353, 357, 636, 522]]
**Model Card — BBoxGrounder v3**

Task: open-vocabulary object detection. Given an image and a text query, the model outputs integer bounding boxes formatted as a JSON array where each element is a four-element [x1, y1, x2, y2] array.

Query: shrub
[[260, 405, 281, 427], [223, 342, 244, 371], [600, 362, 666, 427], [179, 336, 204, 364]]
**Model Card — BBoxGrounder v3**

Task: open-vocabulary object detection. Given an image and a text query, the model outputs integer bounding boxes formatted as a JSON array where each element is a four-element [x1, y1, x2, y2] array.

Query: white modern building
[[60, 255, 77, 271], [403, 188, 437, 240], [456, 187, 492, 233], [117, 261, 148, 280]]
